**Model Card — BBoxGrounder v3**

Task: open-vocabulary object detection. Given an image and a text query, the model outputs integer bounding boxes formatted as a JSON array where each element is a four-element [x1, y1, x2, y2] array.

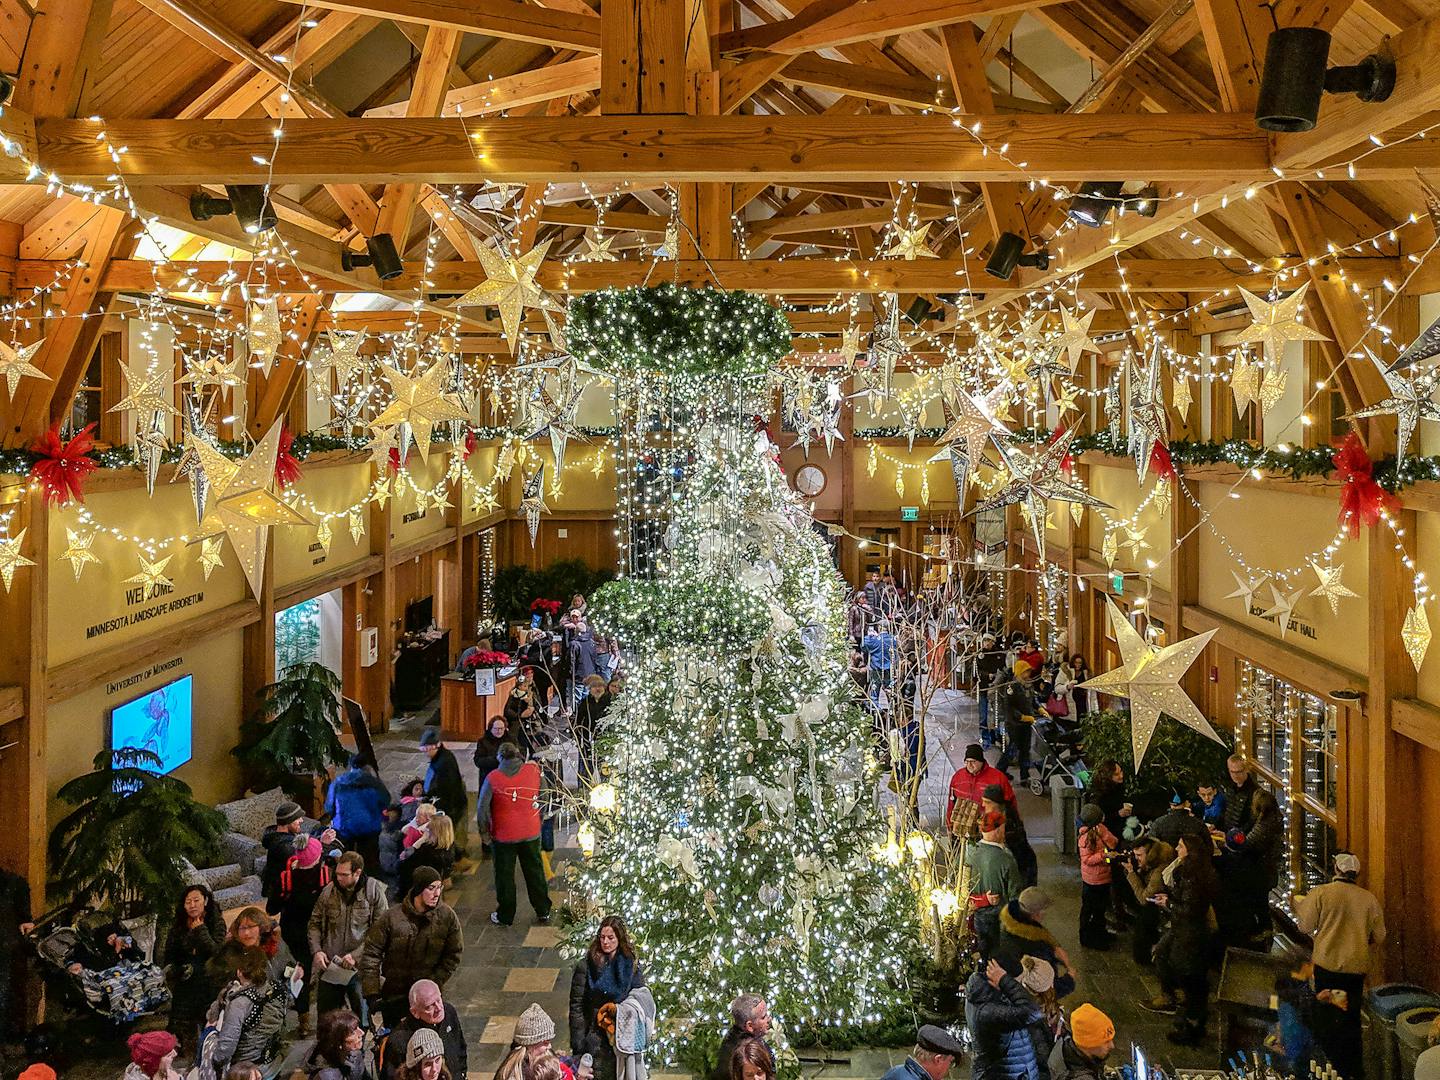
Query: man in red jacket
[[477, 742, 552, 926], [949, 743, 1016, 832]]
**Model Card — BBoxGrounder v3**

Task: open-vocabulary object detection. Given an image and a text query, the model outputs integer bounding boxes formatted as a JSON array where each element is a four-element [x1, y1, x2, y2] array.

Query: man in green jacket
[[360, 866, 463, 1026], [965, 811, 1022, 957]]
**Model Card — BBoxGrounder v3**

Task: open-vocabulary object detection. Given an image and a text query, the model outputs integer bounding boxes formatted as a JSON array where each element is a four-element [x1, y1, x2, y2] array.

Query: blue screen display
[[110, 675, 193, 773]]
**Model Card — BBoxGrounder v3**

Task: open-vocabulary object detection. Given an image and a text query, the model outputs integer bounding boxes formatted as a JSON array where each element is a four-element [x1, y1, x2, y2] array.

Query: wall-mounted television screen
[[406, 595, 434, 634], [110, 674, 193, 774]]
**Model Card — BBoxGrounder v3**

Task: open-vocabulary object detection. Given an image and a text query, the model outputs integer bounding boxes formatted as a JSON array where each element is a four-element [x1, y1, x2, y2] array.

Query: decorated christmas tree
[[562, 285, 922, 1072]]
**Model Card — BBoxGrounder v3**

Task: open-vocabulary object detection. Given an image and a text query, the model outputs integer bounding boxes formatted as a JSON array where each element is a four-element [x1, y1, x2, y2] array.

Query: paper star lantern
[[177, 355, 245, 391], [111, 358, 180, 418], [1309, 560, 1357, 616], [123, 553, 175, 594], [1258, 366, 1288, 415], [197, 536, 225, 581], [881, 223, 937, 260], [61, 528, 102, 581], [1260, 583, 1303, 638], [0, 339, 47, 399], [1387, 313, 1440, 373], [1079, 596, 1222, 769], [1230, 355, 1260, 413], [1055, 307, 1101, 371], [314, 519, 333, 555], [577, 230, 617, 262], [1126, 356, 1168, 481], [1171, 372, 1193, 416], [520, 465, 547, 547], [371, 477, 392, 509], [348, 512, 366, 545], [1233, 283, 1328, 365], [456, 239, 560, 352], [247, 299, 283, 373], [1403, 604, 1431, 671], [1101, 529, 1119, 568], [470, 483, 499, 515], [0, 528, 36, 592], [316, 329, 367, 385], [1120, 524, 1149, 559], [973, 428, 1110, 563], [372, 361, 470, 462], [194, 422, 313, 599], [1343, 351, 1440, 464], [1224, 570, 1268, 615]]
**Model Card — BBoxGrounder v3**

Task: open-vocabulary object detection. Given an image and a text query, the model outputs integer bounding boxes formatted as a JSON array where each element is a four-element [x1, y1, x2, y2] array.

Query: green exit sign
[[1111, 573, 1124, 594], [901, 506, 920, 521]]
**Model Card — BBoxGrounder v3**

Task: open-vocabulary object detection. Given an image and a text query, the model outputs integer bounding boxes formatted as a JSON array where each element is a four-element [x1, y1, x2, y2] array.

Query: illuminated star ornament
[[1078, 596, 1222, 769], [192, 422, 314, 598], [1387, 313, 1440, 373], [881, 223, 937, 260], [1403, 603, 1431, 671], [932, 385, 1009, 499], [1343, 351, 1440, 465], [1233, 283, 1328, 365], [1260, 584, 1303, 638], [123, 553, 175, 594], [456, 238, 560, 351], [0, 528, 36, 591], [1308, 560, 1357, 616], [197, 536, 225, 581], [520, 465, 547, 547], [61, 528, 102, 581], [348, 512, 365, 545], [1225, 570, 1268, 615], [1171, 372, 1193, 416], [1126, 355, 1168, 481], [1229, 355, 1260, 413], [177, 355, 245, 392], [372, 361, 471, 462], [247, 299, 283, 374], [314, 519, 334, 555], [577, 230, 617, 262], [1054, 307, 1102, 371], [0, 338, 47, 399], [315, 329, 367, 385], [972, 428, 1110, 562]]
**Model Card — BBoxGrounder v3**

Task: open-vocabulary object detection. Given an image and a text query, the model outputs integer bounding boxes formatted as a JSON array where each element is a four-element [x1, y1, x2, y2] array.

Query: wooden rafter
[[13, 0, 111, 118], [735, 0, 1069, 55], [274, 0, 602, 52]]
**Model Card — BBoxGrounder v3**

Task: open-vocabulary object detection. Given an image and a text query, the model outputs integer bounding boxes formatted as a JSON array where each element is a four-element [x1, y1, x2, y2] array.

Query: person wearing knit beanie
[[405, 1028, 446, 1068], [127, 1031, 179, 1080], [18, 1066, 57, 1080], [1070, 1004, 1115, 1056], [494, 1005, 558, 1080]]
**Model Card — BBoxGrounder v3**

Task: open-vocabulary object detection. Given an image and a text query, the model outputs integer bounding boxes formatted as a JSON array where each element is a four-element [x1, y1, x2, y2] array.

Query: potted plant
[[461, 649, 512, 674], [234, 661, 349, 811], [530, 597, 562, 629], [49, 748, 227, 919]]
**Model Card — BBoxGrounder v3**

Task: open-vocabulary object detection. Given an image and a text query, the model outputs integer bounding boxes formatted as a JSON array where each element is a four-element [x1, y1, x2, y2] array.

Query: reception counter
[[439, 669, 517, 740]]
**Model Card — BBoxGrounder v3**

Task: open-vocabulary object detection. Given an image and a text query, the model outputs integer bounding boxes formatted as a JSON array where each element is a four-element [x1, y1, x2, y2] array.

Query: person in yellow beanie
[[1048, 1003, 1115, 1080], [996, 661, 1040, 783]]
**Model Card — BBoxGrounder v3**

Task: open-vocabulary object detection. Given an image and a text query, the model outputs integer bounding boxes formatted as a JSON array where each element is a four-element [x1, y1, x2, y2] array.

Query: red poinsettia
[[461, 649, 511, 672], [529, 598, 562, 616], [274, 425, 303, 489], [28, 422, 98, 506], [1332, 432, 1399, 539]]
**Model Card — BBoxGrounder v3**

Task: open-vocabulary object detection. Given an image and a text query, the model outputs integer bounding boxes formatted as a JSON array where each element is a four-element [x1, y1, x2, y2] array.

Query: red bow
[[462, 430, 476, 460], [28, 422, 98, 506], [274, 425, 303, 489], [1332, 432, 1398, 539], [387, 445, 411, 475], [1148, 441, 1176, 481]]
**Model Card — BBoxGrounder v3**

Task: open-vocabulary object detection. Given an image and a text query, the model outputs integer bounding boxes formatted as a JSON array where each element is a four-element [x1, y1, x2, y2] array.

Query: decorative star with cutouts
[[456, 239, 560, 352], [315, 329, 367, 385], [1343, 350, 1440, 464], [972, 428, 1110, 562], [1055, 381, 1081, 417], [1055, 307, 1102, 371], [347, 512, 365, 545], [1260, 583, 1303, 638], [61, 528, 102, 581], [470, 483, 499, 515], [576, 230, 617, 262], [1127, 355, 1168, 481], [1233, 283, 1329, 365], [882, 223, 937, 260], [1172, 371, 1194, 415], [1079, 596, 1222, 768], [1258, 366, 1287, 415], [372, 361, 471, 462], [124, 553, 175, 594], [1225, 570, 1268, 615], [0, 528, 35, 592], [0, 339, 46, 400], [1387, 313, 1440, 373], [371, 477, 392, 509], [314, 519, 333, 555], [177, 355, 245, 391], [520, 465, 547, 547], [247, 299, 283, 373], [1120, 525, 1149, 559], [111, 358, 181, 419], [1403, 603, 1431, 671], [1230, 354, 1260, 413], [197, 535, 225, 580], [1309, 560, 1357, 616]]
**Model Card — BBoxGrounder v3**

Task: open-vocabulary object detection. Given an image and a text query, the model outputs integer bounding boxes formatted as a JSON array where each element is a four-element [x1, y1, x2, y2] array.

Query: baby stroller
[[28, 904, 170, 1030], [1026, 716, 1086, 796]]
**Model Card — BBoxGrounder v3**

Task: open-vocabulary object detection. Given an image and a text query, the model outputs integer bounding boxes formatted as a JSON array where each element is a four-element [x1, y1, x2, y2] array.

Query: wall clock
[[794, 463, 827, 496]]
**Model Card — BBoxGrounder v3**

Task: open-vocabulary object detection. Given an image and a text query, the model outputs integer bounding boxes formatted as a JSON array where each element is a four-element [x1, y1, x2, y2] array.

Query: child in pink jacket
[[1079, 802, 1119, 949]]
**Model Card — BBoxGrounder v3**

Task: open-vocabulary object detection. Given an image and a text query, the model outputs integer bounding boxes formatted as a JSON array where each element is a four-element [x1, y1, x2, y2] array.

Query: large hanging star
[[538, 367, 587, 473], [1260, 583, 1303, 638], [520, 464, 547, 547], [456, 239, 560, 352], [111, 358, 180, 418], [372, 361, 471, 462], [1309, 560, 1357, 616], [0, 528, 36, 591], [1078, 596, 1222, 769], [1225, 570, 1268, 615], [1055, 307, 1102, 371], [868, 301, 908, 393], [0, 339, 47, 399], [1230, 355, 1260, 414], [1127, 355, 1168, 481], [1387, 313, 1440, 373], [932, 385, 1009, 496], [315, 329, 367, 385], [61, 528, 102, 581], [1233, 283, 1328, 365], [192, 422, 313, 599], [882, 223, 937, 260], [247, 299, 283, 374], [1343, 351, 1440, 464], [972, 428, 1110, 562], [123, 553, 175, 594]]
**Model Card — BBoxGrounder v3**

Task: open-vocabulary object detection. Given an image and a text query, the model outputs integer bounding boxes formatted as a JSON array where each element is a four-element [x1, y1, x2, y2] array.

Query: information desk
[[440, 668, 518, 740]]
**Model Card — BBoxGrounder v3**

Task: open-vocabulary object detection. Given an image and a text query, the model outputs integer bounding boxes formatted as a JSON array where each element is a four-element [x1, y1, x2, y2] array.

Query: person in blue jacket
[[325, 754, 391, 874], [965, 958, 1044, 1080]]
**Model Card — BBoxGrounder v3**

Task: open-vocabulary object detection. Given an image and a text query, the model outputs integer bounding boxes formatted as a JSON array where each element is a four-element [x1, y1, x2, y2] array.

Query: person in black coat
[[572, 677, 611, 785], [165, 884, 226, 1049], [0, 867, 34, 1047], [1221, 756, 1259, 834], [965, 958, 1043, 1080], [991, 889, 1076, 999], [1145, 835, 1219, 1046], [569, 917, 646, 1080], [419, 729, 468, 856]]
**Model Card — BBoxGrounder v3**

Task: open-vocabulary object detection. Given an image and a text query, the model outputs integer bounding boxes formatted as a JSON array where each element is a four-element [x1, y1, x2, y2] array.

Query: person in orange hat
[[996, 661, 1040, 784], [1048, 1004, 1114, 1080]]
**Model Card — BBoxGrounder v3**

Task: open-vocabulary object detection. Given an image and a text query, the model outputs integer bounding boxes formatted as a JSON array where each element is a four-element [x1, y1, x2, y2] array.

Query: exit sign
[[900, 506, 920, 521]]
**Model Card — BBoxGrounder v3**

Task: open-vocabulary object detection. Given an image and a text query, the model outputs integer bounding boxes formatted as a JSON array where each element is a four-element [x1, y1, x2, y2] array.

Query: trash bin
[[1050, 774, 1081, 855], [1365, 984, 1440, 1080], [1397, 1007, 1440, 1079]]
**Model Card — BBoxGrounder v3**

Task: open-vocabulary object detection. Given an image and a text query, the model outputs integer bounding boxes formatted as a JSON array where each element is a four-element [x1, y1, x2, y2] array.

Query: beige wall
[[275, 462, 373, 589]]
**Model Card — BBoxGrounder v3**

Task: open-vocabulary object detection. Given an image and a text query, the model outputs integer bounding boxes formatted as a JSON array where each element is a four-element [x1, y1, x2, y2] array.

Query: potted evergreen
[[234, 661, 349, 810], [48, 747, 226, 918]]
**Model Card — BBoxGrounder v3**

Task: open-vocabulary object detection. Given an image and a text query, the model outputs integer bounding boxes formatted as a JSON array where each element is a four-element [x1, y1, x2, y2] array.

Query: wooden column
[[241, 530, 276, 718], [364, 477, 395, 732]]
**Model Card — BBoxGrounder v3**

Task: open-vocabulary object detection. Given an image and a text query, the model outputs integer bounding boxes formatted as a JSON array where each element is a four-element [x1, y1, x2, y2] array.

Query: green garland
[[566, 283, 792, 377]]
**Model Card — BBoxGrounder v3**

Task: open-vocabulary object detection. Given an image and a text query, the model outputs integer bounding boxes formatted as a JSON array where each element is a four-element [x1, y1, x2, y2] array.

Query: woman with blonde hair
[[401, 812, 456, 892]]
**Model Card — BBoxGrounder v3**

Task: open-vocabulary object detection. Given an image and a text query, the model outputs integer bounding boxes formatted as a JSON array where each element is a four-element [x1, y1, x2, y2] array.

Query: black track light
[[1066, 181, 1125, 228], [340, 233, 405, 280], [1255, 27, 1395, 133], [984, 231, 1050, 281], [188, 184, 278, 234], [1127, 185, 1160, 218], [905, 296, 938, 324], [0, 74, 12, 106]]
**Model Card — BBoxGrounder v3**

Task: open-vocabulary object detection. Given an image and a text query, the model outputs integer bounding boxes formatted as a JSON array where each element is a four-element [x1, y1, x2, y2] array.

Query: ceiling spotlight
[[904, 296, 940, 324], [1255, 27, 1395, 133], [0, 74, 12, 106], [1066, 181, 1124, 228], [188, 184, 278, 234], [340, 233, 405, 280], [984, 231, 1050, 281], [1125, 185, 1160, 218]]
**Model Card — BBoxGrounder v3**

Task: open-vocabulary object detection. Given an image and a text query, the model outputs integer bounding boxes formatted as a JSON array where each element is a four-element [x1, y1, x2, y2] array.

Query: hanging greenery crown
[[566, 283, 792, 377]]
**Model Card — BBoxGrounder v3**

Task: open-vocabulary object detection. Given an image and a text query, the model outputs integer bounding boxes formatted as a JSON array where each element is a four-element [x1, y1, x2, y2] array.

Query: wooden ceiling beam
[[941, 23, 1025, 247], [11, 114, 1280, 184], [1194, 0, 1268, 113], [13, 0, 112, 118], [365, 55, 603, 119], [273, 0, 602, 51], [779, 54, 947, 110], [744, 0, 1069, 55]]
